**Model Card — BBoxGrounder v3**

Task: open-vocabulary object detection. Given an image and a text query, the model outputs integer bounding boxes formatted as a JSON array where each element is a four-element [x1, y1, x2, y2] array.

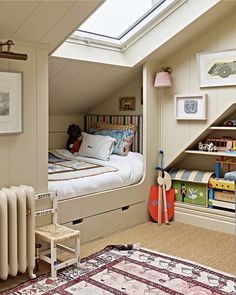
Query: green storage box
[[170, 169, 214, 207]]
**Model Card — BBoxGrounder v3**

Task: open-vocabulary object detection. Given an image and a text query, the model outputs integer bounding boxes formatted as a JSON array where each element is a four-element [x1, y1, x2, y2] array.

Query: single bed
[[49, 114, 147, 243], [48, 148, 144, 201]]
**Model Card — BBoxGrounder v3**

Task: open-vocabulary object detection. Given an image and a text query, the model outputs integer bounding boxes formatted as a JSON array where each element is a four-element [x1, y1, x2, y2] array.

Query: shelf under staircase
[[168, 102, 236, 235]]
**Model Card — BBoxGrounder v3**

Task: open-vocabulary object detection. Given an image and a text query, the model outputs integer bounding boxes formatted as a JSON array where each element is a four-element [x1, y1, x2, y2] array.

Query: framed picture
[[119, 96, 135, 111], [0, 71, 22, 134], [174, 94, 207, 120], [198, 49, 236, 87]]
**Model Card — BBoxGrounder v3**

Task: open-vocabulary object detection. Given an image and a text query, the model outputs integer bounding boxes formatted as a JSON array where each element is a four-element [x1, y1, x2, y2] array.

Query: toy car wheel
[[218, 66, 232, 78], [226, 120, 233, 127]]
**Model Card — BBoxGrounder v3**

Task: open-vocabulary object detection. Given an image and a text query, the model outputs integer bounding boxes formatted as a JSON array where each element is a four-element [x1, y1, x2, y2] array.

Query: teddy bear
[[66, 124, 83, 154]]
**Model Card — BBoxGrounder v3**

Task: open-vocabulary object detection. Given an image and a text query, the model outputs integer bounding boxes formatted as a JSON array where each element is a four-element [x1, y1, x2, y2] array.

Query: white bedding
[[48, 149, 144, 201]]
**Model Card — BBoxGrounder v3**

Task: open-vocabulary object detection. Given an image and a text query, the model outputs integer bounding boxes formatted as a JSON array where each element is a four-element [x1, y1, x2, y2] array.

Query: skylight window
[[79, 0, 164, 40], [71, 0, 177, 49]]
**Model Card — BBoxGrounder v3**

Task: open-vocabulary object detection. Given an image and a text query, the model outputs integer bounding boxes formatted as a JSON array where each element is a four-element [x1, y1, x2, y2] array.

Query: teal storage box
[[170, 169, 214, 207]]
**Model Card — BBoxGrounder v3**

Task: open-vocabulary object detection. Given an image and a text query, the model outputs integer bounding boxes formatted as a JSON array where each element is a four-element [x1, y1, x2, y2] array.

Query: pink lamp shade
[[154, 67, 172, 88]]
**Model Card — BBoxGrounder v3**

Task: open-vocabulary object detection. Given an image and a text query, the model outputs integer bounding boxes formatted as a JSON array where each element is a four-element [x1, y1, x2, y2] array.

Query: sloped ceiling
[[49, 0, 236, 115], [1, 0, 236, 116], [49, 57, 140, 114], [0, 0, 103, 53]]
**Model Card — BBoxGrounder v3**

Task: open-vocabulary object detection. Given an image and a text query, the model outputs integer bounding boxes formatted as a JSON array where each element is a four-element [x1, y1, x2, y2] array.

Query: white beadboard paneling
[[0, 136, 10, 187], [143, 61, 160, 184], [9, 46, 37, 187], [89, 72, 143, 115], [218, 10, 236, 50], [0, 1, 40, 38], [42, 0, 103, 53], [163, 3, 195, 37], [161, 6, 236, 168], [49, 133, 67, 150], [13, 1, 75, 42], [0, 43, 48, 191], [49, 57, 69, 81], [186, 0, 220, 17], [49, 115, 84, 132], [49, 63, 135, 114], [49, 60, 88, 96], [36, 48, 48, 192], [141, 22, 170, 59], [0, 55, 13, 187], [49, 115, 84, 150]]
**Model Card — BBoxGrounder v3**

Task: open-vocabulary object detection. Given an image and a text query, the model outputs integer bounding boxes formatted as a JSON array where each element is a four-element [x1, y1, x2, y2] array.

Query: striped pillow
[[96, 121, 137, 133]]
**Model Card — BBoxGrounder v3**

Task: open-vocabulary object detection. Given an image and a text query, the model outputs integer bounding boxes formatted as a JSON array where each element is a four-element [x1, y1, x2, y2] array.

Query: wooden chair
[[35, 192, 80, 278]]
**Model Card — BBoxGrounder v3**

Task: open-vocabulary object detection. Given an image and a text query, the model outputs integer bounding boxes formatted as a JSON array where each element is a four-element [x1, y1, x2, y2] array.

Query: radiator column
[[0, 191, 8, 280]]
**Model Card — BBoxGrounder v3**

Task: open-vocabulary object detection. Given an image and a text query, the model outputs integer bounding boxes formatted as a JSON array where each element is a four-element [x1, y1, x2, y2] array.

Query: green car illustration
[[208, 61, 236, 78]]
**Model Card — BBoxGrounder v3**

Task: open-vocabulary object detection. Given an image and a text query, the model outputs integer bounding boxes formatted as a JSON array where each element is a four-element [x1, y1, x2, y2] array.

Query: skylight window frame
[[70, 0, 184, 51], [77, 0, 166, 41]]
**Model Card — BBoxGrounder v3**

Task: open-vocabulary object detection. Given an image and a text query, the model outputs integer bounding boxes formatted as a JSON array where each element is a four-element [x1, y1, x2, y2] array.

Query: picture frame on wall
[[198, 49, 236, 87], [0, 71, 22, 134], [174, 94, 207, 120], [119, 96, 136, 111]]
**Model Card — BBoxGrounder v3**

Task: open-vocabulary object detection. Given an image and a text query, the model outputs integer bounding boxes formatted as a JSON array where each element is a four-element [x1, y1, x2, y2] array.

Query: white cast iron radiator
[[0, 185, 36, 280]]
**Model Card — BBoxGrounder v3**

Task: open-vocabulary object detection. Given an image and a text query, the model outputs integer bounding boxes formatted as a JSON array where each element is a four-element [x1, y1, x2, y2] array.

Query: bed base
[[58, 182, 148, 243]]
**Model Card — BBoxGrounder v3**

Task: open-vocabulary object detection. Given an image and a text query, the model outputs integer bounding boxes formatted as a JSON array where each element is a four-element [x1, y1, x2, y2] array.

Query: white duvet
[[48, 149, 144, 201]]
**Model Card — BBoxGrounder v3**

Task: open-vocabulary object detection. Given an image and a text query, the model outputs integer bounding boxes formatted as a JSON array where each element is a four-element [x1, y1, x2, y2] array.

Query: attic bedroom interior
[[0, 0, 236, 293]]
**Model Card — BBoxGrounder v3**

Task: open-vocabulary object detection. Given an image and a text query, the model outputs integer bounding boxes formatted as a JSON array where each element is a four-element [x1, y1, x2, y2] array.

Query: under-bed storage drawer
[[63, 201, 147, 243]]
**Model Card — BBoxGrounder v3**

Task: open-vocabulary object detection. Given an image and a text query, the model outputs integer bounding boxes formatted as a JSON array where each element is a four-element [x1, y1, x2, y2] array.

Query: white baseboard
[[174, 203, 235, 235]]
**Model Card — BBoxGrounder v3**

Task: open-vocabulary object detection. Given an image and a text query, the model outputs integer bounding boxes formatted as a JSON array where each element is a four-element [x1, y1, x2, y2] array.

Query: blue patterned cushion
[[91, 129, 134, 156]]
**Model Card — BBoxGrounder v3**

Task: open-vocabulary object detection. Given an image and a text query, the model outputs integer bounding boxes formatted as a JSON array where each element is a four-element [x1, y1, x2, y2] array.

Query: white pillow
[[78, 132, 116, 161]]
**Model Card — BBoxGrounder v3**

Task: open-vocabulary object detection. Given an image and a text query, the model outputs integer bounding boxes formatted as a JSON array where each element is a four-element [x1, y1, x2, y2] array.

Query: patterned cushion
[[96, 121, 137, 133], [91, 129, 134, 156]]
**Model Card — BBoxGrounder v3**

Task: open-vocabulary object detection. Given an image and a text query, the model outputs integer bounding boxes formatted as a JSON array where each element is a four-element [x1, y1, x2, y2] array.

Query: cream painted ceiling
[[0, 0, 103, 53], [49, 0, 236, 115], [1, 0, 236, 115], [49, 57, 141, 114]]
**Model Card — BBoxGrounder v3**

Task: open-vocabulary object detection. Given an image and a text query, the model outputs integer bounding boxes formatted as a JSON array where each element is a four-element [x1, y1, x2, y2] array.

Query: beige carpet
[[0, 221, 235, 292], [81, 221, 236, 276]]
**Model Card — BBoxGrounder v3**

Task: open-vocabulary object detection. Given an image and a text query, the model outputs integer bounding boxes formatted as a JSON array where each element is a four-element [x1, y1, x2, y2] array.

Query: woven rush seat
[[35, 192, 80, 278], [36, 224, 79, 243]]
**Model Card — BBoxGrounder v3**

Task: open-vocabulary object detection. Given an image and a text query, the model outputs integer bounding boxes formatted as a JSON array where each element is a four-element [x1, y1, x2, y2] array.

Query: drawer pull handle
[[122, 206, 130, 211], [73, 218, 83, 225]]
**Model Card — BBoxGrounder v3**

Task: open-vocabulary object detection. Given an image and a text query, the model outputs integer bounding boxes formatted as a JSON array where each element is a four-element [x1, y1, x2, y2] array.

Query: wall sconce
[[0, 40, 28, 61], [154, 67, 172, 88]]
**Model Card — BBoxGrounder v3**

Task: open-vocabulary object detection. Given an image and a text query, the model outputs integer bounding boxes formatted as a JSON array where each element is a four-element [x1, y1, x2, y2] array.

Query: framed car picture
[[197, 49, 236, 87]]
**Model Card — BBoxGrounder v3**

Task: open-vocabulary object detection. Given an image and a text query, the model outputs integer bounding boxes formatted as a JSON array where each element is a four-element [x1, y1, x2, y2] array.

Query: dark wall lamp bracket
[[0, 40, 28, 61]]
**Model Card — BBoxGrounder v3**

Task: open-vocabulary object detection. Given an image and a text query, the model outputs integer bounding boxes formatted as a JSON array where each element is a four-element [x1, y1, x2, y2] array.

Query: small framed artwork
[[119, 96, 135, 111], [0, 71, 22, 134], [198, 49, 236, 87], [174, 94, 207, 120]]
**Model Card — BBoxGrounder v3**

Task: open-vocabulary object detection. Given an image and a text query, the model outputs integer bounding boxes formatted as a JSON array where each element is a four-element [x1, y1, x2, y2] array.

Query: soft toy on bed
[[66, 124, 83, 154]]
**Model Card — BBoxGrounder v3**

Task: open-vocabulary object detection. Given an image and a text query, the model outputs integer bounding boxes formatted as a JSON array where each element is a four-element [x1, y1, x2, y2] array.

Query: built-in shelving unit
[[170, 103, 236, 235], [209, 126, 236, 130], [185, 150, 236, 157]]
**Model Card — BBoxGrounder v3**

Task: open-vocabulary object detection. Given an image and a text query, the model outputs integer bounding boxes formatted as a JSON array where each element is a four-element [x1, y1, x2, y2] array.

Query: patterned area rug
[[4, 245, 236, 294]]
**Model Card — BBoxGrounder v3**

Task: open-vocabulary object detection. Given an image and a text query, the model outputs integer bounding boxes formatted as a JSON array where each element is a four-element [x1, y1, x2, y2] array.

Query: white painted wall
[[89, 72, 143, 115], [49, 114, 84, 149], [87, 4, 236, 186], [159, 6, 236, 168], [0, 42, 48, 193]]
